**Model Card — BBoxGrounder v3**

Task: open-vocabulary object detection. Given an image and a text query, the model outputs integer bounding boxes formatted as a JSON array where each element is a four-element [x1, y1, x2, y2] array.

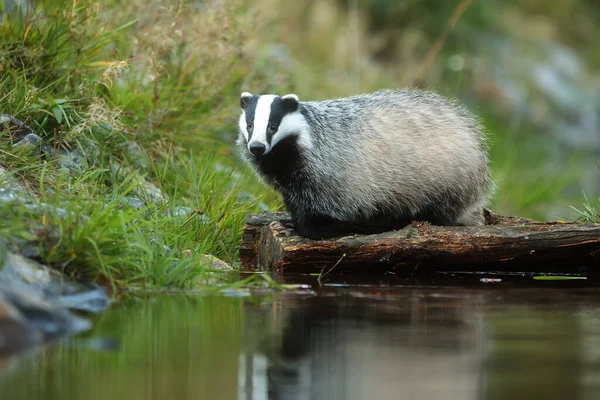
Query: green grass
[[571, 164, 600, 223], [0, 0, 597, 288], [572, 199, 600, 223], [0, 157, 270, 288], [0, 0, 281, 288]]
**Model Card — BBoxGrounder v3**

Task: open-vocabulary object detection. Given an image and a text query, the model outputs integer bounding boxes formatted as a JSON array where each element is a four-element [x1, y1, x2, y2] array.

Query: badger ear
[[281, 94, 299, 112], [240, 92, 253, 109]]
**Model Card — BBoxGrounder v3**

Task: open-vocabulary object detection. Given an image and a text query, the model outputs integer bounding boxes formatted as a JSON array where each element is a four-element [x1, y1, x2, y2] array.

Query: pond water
[[1, 276, 600, 400]]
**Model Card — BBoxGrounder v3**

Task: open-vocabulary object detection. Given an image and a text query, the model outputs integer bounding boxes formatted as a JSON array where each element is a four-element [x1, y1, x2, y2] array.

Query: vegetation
[[0, 0, 280, 287], [0, 0, 598, 287], [571, 164, 600, 223]]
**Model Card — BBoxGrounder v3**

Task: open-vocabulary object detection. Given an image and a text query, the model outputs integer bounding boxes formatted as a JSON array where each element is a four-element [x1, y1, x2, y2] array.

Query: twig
[[318, 253, 346, 285], [417, 0, 473, 83], [411, 262, 421, 276]]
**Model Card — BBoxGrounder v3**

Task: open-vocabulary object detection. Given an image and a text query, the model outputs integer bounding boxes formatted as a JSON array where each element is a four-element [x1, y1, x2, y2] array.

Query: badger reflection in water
[[261, 292, 484, 400]]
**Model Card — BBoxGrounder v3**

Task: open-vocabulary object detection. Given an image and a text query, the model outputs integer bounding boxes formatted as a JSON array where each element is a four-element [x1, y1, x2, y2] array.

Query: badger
[[237, 89, 494, 240]]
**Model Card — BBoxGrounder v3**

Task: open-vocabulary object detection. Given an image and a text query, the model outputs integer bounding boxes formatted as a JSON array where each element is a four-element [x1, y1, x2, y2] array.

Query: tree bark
[[239, 211, 600, 276]]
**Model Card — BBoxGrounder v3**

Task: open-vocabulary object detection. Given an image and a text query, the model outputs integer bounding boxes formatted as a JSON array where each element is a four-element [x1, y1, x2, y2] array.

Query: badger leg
[[455, 205, 485, 226], [293, 214, 335, 240], [294, 213, 413, 239]]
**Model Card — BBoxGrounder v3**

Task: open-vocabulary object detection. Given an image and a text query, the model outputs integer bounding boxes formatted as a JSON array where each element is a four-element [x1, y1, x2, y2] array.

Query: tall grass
[[0, 0, 280, 287], [571, 164, 600, 223]]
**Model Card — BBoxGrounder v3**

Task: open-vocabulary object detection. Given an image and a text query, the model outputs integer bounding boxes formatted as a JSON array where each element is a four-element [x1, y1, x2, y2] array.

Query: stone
[[0, 247, 112, 355], [0, 114, 36, 143], [170, 206, 193, 217], [0, 253, 52, 288], [0, 167, 25, 194], [0, 283, 91, 345], [0, 249, 110, 308], [121, 196, 145, 210], [0, 292, 42, 354], [123, 140, 149, 170], [57, 150, 88, 175], [111, 162, 167, 204], [198, 254, 234, 271], [237, 191, 271, 212], [56, 289, 111, 313], [13, 133, 42, 151]]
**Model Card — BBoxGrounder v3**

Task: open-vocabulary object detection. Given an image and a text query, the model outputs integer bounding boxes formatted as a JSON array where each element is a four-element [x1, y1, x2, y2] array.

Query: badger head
[[238, 92, 311, 156]]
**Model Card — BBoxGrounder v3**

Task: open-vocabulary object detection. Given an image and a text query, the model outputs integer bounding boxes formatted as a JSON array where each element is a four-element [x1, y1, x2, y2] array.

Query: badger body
[[237, 89, 494, 240]]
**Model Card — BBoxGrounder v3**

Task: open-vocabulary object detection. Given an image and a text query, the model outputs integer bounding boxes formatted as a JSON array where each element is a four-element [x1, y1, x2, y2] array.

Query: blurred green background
[[249, 0, 600, 220]]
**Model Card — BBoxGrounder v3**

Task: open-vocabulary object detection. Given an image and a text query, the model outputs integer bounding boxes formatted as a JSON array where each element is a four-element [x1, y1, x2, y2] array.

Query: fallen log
[[239, 211, 600, 276]]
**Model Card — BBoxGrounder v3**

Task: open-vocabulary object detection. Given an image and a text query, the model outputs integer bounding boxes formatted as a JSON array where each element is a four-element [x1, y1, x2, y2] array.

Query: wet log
[[239, 211, 600, 276]]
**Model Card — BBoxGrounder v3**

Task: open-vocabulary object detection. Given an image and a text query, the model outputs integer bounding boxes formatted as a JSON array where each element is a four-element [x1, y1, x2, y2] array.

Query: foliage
[[571, 164, 600, 223], [0, 0, 280, 287]]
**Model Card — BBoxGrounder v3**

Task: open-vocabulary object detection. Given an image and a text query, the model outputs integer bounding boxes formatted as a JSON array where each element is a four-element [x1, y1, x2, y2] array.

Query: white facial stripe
[[238, 113, 248, 141], [270, 112, 313, 150], [249, 95, 276, 150]]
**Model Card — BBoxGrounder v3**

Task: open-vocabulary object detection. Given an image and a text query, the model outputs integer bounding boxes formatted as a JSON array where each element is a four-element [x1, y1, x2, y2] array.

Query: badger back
[[298, 90, 492, 218]]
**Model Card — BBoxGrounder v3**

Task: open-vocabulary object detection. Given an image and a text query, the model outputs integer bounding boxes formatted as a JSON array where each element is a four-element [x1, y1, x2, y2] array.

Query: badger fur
[[237, 89, 494, 240]]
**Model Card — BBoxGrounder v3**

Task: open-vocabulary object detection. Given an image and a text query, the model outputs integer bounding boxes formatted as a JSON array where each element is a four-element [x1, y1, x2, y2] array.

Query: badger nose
[[249, 142, 266, 156]]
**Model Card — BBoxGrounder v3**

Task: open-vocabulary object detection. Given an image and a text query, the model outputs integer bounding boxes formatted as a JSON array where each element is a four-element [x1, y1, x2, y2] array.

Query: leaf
[[53, 106, 63, 124]]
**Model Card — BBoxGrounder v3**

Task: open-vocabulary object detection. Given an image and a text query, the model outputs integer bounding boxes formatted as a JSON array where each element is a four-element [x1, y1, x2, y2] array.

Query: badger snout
[[249, 142, 266, 156]]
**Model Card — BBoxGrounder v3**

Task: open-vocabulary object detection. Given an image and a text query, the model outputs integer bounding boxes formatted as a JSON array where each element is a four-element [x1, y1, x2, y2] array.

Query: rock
[[0, 114, 36, 144], [17, 242, 42, 259], [0, 283, 91, 354], [149, 237, 172, 254], [0, 249, 111, 308], [0, 253, 52, 288], [13, 133, 42, 151], [122, 140, 149, 170], [237, 191, 271, 212], [170, 206, 193, 217], [56, 289, 111, 313], [0, 292, 42, 354], [0, 167, 25, 194], [0, 247, 111, 355], [198, 254, 234, 271], [111, 162, 168, 204], [57, 150, 88, 175], [121, 195, 145, 210], [1, 0, 32, 19], [136, 179, 167, 204]]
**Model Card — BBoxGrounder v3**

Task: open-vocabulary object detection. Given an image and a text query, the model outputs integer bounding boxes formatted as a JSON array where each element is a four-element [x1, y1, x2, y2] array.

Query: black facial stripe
[[267, 97, 289, 145], [242, 95, 259, 141]]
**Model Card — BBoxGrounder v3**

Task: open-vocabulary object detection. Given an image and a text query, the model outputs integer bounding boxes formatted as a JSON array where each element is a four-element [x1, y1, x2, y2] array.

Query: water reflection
[[1, 285, 599, 400], [260, 293, 483, 400]]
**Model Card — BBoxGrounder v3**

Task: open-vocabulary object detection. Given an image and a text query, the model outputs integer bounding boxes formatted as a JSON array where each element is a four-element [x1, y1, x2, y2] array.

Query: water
[[1, 277, 600, 400]]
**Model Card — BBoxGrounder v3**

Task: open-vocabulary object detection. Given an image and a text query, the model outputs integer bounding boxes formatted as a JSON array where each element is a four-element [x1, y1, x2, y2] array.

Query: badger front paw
[[293, 214, 329, 240], [294, 220, 325, 240]]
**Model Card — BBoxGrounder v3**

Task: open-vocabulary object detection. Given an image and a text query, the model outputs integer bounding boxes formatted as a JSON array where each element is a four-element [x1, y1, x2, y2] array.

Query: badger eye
[[246, 122, 253, 131], [268, 124, 277, 132]]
